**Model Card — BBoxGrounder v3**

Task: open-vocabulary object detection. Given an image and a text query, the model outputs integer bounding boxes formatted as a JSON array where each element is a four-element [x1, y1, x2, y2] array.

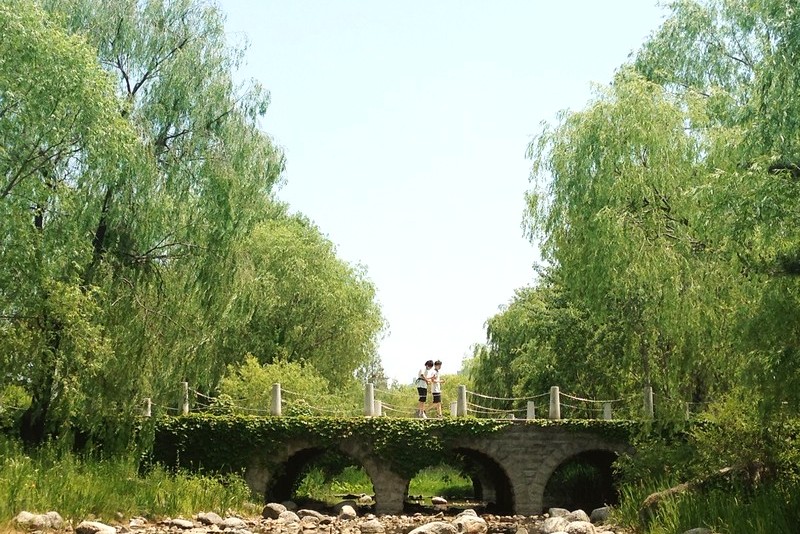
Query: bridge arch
[[244, 438, 407, 515], [452, 447, 514, 514], [535, 439, 629, 514]]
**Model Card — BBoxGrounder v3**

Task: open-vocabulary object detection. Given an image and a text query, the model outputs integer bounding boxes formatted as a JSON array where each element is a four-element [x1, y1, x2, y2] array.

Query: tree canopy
[[0, 0, 385, 445], [473, 0, 800, 422]]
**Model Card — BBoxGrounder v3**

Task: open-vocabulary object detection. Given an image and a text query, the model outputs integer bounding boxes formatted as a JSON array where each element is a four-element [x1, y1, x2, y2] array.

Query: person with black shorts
[[415, 360, 434, 418], [430, 360, 445, 418]]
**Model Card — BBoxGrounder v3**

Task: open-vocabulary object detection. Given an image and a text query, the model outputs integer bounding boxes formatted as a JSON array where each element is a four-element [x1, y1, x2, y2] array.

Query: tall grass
[[614, 477, 800, 533], [295, 464, 473, 504], [409, 465, 473, 500], [0, 437, 257, 525]]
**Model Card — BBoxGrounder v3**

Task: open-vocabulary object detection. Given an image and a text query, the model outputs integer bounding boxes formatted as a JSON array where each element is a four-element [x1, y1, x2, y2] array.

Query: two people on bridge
[[416, 359, 444, 418]]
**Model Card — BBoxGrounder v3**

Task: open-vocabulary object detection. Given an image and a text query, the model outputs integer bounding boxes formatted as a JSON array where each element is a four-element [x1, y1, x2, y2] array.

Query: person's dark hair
[[425, 360, 434, 367], [434, 360, 442, 365]]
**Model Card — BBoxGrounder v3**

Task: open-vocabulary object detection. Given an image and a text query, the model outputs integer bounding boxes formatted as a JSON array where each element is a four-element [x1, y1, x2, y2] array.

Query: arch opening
[[403, 448, 514, 515], [267, 447, 375, 513], [542, 449, 619, 513]]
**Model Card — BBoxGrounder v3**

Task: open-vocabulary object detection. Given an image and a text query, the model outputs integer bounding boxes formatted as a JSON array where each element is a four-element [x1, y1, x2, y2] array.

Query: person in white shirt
[[415, 360, 434, 418], [430, 360, 445, 418]]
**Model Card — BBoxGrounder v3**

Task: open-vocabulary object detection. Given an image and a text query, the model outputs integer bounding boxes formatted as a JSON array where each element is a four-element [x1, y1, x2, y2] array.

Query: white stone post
[[181, 382, 189, 415], [603, 402, 612, 420], [644, 385, 654, 419], [526, 401, 536, 420], [457, 385, 467, 417], [549, 386, 561, 420], [271, 383, 282, 416], [450, 401, 457, 417], [143, 398, 152, 417], [374, 399, 383, 417], [364, 383, 375, 417]]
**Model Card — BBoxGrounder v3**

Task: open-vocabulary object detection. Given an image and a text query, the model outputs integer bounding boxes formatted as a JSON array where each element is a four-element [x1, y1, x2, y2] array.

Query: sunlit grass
[[614, 476, 800, 533], [295, 463, 473, 504], [0, 437, 257, 526]]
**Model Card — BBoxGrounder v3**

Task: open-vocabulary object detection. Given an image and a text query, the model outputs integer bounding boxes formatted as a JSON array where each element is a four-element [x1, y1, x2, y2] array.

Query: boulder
[[13, 511, 64, 530], [167, 518, 195, 529], [589, 507, 609, 523], [541, 516, 570, 533], [452, 513, 487, 534], [222, 516, 248, 529], [338, 504, 358, 520], [564, 521, 595, 534], [408, 521, 458, 534], [75, 520, 116, 534], [278, 510, 300, 523], [565, 510, 590, 523], [360, 518, 386, 534], [262, 502, 287, 519], [298, 509, 325, 520], [334, 500, 357, 514], [197, 511, 223, 525]]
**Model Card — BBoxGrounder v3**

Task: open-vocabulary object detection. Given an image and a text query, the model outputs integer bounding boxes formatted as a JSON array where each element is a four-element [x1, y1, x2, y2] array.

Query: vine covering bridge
[[153, 415, 637, 516], [148, 383, 685, 515]]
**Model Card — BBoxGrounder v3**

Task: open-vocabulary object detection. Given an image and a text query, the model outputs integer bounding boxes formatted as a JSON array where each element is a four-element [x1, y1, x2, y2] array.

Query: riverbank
[[10, 505, 633, 534]]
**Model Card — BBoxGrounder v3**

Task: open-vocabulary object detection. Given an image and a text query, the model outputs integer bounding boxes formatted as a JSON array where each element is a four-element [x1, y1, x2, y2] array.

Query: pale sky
[[221, 1, 668, 383]]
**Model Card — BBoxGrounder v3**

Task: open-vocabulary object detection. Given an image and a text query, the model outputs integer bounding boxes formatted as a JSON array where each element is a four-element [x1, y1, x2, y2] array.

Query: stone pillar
[[549, 386, 560, 420], [364, 383, 375, 417], [181, 382, 189, 415], [270, 383, 282, 416], [526, 401, 536, 420], [603, 402, 612, 420], [369, 469, 407, 515], [457, 385, 467, 417], [374, 399, 383, 417], [643, 385, 654, 419], [450, 401, 457, 417]]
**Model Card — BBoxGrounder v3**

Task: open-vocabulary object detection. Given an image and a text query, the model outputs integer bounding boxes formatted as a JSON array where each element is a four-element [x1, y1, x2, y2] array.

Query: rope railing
[[132, 382, 673, 421], [466, 390, 549, 402]]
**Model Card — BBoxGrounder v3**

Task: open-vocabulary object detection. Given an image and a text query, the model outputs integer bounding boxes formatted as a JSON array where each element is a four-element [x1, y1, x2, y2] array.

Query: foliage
[[152, 413, 636, 480], [0, 0, 385, 448], [219, 216, 386, 386], [0, 436, 257, 525], [217, 356, 361, 417], [0, 386, 31, 433], [468, 277, 637, 418], [614, 476, 800, 534], [293, 463, 472, 504]]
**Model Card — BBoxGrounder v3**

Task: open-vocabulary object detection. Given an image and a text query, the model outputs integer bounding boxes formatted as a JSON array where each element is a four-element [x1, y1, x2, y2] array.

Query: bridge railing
[[140, 382, 669, 420]]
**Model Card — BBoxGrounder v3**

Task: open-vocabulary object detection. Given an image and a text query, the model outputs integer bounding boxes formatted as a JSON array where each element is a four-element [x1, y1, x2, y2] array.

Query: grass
[[0, 437, 258, 526], [0, 433, 477, 528], [613, 476, 800, 533], [295, 463, 474, 504]]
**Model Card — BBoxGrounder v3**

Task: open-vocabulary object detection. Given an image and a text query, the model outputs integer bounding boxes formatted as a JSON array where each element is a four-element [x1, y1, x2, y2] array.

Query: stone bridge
[[241, 421, 632, 515]]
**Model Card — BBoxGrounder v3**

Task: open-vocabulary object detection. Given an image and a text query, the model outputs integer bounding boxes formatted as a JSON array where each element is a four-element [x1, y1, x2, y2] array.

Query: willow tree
[[0, 0, 154, 442], [470, 271, 634, 415], [633, 0, 800, 415], [523, 0, 800, 418], [218, 214, 386, 387], [3, 0, 387, 444], [3, 0, 287, 443], [525, 68, 749, 415]]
